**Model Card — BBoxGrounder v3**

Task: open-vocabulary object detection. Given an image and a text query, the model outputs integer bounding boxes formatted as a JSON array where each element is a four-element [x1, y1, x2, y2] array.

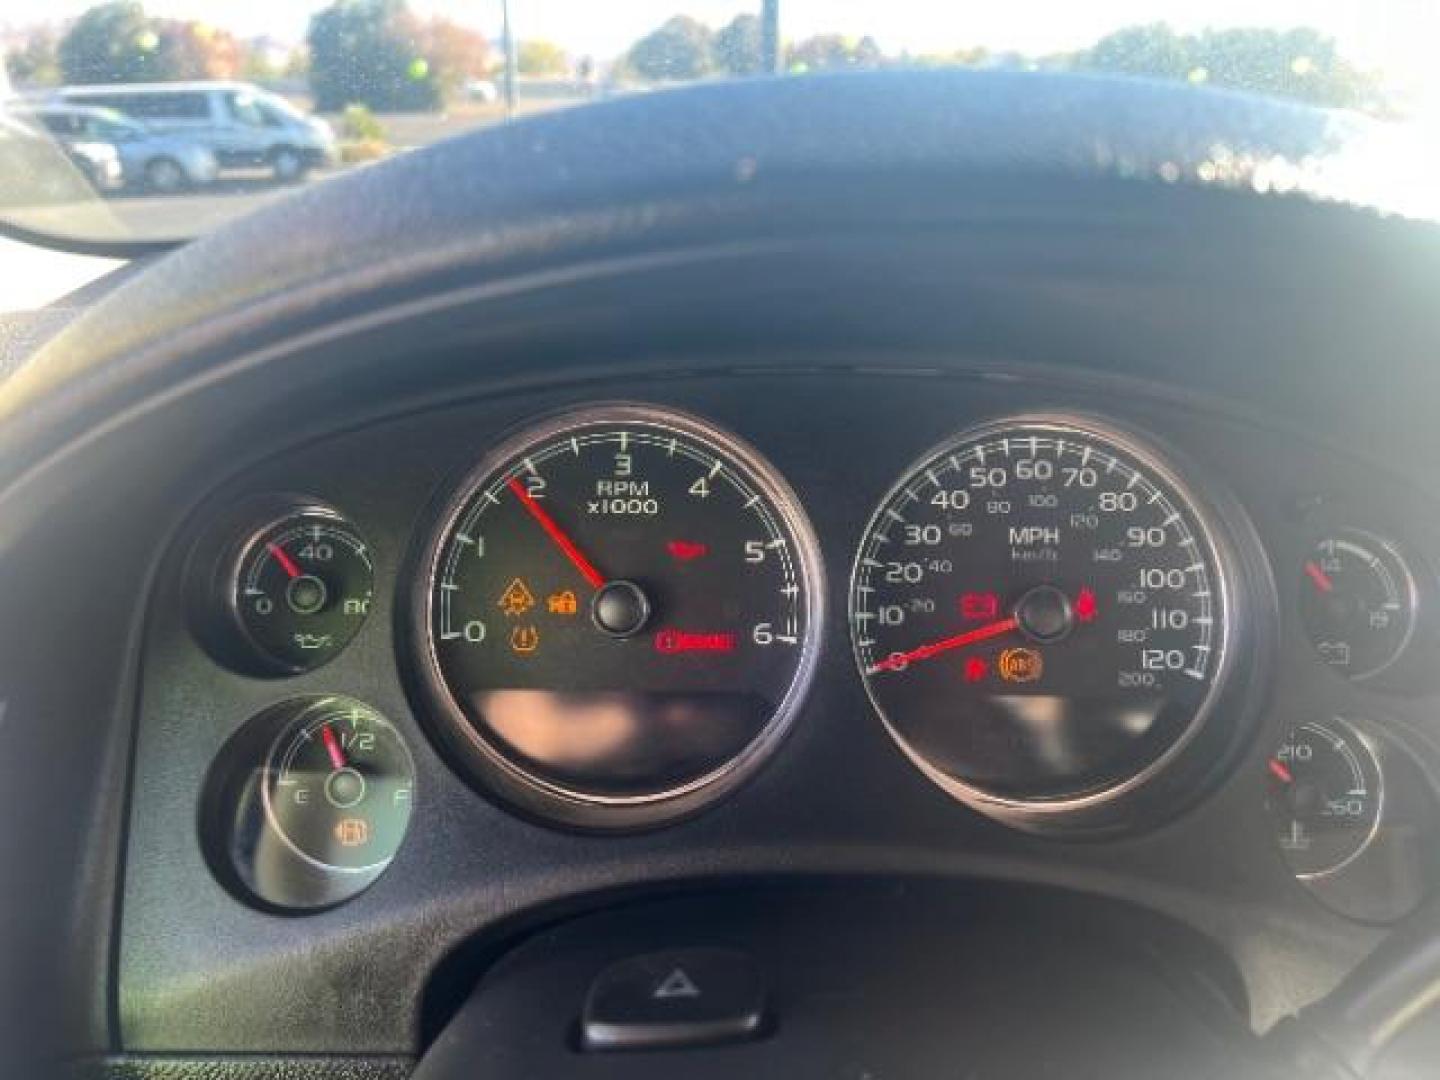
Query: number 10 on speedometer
[[850, 414, 1252, 831]]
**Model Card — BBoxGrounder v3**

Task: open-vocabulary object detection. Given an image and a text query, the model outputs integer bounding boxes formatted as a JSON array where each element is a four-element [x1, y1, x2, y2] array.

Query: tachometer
[[413, 404, 823, 830], [851, 415, 1244, 829]]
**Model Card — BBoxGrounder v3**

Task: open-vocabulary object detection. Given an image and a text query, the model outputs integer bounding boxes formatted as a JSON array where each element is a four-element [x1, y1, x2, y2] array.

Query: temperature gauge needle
[[321, 725, 348, 771], [868, 616, 1020, 674], [506, 476, 607, 589]]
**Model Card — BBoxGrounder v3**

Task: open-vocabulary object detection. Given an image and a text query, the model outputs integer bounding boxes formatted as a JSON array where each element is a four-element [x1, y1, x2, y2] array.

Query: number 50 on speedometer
[[850, 414, 1263, 832]]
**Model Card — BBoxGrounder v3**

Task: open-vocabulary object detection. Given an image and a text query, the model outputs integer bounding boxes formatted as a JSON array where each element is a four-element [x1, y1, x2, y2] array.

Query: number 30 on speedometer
[[850, 414, 1258, 832]]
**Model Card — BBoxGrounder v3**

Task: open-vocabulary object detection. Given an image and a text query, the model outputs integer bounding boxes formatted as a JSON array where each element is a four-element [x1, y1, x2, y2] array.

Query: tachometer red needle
[[1268, 758, 1294, 784], [267, 541, 302, 580], [321, 725, 347, 771], [868, 617, 1020, 675], [506, 476, 606, 589], [1303, 560, 1334, 594]]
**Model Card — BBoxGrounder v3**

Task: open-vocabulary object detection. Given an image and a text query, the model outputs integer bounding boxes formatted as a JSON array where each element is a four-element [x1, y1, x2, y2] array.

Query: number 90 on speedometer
[[850, 415, 1247, 830]]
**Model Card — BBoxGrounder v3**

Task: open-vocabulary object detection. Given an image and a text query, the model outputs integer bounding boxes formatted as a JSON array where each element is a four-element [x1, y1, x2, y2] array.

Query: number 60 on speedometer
[[850, 414, 1263, 832]]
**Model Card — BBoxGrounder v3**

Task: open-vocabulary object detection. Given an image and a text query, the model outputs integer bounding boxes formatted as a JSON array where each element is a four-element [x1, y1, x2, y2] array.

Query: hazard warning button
[[581, 947, 766, 1051]]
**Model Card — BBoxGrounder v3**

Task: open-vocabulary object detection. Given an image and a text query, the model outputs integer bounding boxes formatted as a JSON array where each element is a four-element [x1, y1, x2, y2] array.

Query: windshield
[[1, 0, 1435, 248]]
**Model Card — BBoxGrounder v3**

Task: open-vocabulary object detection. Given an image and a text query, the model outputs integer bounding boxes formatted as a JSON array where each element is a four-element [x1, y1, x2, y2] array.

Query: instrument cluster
[[167, 386, 1440, 920]]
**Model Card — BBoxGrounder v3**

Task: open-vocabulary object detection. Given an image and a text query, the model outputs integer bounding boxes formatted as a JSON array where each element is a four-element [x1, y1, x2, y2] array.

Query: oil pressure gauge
[[190, 497, 374, 675]]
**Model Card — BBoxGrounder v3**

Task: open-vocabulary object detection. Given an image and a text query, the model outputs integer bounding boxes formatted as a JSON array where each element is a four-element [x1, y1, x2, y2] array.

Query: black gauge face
[[262, 697, 415, 873], [851, 416, 1234, 811], [418, 405, 823, 828], [232, 510, 373, 672], [1267, 719, 1382, 878], [1299, 532, 1416, 682]]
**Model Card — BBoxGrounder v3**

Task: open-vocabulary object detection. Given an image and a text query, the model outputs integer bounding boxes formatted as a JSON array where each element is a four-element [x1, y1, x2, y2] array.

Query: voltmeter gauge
[[1299, 531, 1417, 682]]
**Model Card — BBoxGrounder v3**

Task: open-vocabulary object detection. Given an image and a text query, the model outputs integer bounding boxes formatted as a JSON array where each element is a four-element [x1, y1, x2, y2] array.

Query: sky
[[4, 0, 1438, 105]]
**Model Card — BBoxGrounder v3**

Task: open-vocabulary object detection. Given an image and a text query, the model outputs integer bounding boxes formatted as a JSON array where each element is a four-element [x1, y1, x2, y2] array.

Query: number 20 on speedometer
[[850, 414, 1253, 830]]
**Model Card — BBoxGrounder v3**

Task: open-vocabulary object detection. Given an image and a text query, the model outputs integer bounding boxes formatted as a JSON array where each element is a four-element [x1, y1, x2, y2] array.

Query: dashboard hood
[[2, 70, 1435, 489]]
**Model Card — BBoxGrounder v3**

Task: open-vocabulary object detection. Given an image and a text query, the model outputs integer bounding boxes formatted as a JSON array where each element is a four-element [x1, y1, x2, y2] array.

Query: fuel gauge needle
[[321, 725, 348, 771]]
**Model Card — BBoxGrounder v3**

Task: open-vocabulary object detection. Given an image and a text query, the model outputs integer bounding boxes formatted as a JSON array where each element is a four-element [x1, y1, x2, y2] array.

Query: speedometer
[[413, 404, 823, 831], [851, 415, 1248, 830]]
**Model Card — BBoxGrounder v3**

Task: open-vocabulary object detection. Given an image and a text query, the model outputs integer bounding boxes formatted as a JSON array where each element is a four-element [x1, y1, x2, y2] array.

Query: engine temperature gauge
[[1268, 718, 1382, 878]]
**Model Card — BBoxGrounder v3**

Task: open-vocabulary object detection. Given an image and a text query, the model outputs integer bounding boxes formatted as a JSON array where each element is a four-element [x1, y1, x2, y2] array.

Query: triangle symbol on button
[[653, 967, 701, 1000]]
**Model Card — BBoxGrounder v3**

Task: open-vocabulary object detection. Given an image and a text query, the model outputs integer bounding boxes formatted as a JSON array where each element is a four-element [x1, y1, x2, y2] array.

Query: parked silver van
[[50, 82, 336, 182]]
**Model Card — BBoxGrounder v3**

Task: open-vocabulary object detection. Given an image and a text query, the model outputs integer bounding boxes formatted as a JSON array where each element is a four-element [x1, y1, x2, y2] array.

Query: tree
[[5, 28, 62, 88], [786, 34, 885, 73], [420, 18, 491, 99], [1077, 23, 1378, 111], [154, 20, 243, 80], [627, 15, 713, 81], [714, 14, 761, 76], [59, 2, 167, 84], [307, 0, 440, 112], [516, 39, 567, 76]]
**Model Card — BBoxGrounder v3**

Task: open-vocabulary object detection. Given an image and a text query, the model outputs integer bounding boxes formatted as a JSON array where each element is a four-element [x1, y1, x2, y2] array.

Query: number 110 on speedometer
[[850, 414, 1240, 821]]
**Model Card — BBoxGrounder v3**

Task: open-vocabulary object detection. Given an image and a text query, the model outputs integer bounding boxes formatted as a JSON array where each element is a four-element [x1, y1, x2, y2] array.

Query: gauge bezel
[[259, 697, 416, 876], [224, 504, 374, 675], [1272, 716, 1386, 881], [1299, 528, 1420, 684], [407, 402, 826, 832], [848, 411, 1253, 831]]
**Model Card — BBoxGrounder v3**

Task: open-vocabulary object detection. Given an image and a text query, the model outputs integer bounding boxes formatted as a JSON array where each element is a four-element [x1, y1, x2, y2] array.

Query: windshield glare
[[1, 1, 1435, 246]]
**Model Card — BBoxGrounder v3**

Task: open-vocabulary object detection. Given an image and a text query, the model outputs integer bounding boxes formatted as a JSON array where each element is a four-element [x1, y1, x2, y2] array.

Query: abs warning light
[[654, 628, 737, 654]]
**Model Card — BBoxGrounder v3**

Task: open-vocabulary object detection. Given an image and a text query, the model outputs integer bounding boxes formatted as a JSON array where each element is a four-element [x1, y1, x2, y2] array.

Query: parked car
[[11, 104, 218, 193], [2, 109, 123, 194], [48, 82, 336, 183], [0, 112, 107, 205]]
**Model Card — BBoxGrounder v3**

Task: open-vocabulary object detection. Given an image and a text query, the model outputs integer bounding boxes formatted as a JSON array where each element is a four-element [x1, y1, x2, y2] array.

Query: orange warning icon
[[547, 590, 578, 615], [334, 817, 370, 847], [498, 577, 536, 617], [998, 647, 1044, 684]]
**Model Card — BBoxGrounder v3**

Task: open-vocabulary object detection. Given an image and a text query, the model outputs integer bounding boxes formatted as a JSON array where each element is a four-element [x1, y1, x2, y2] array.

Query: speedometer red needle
[[1268, 758, 1294, 784], [1303, 560, 1334, 594], [267, 541, 302, 580], [321, 725, 347, 771], [868, 616, 1020, 675], [506, 476, 606, 589]]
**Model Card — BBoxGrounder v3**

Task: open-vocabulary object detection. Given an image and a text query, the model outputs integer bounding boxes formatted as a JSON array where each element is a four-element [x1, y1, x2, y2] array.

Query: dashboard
[[125, 365, 1440, 1054], [10, 71, 1440, 1078]]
